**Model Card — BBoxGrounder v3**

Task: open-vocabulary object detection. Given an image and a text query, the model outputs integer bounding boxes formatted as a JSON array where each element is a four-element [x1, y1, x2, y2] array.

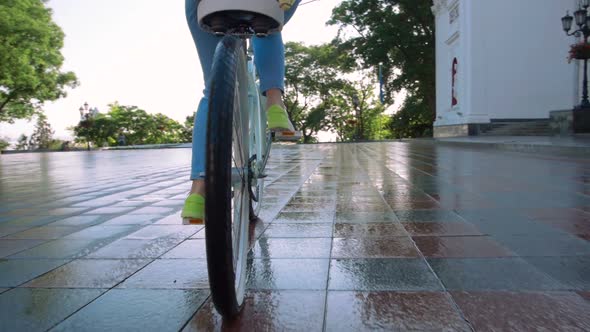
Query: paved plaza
[[1, 142, 590, 331]]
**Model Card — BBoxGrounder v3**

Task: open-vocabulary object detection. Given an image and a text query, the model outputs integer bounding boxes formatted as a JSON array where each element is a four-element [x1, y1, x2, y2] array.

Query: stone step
[[480, 120, 551, 136]]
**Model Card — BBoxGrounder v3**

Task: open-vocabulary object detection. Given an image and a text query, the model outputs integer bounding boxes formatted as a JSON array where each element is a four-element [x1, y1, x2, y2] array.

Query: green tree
[[0, 0, 78, 123], [329, 0, 435, 137], [0, 138, 9, 150], [29, 113, 54, 149], [70, 103, 187, 146], [181, 114, 194, 143], [388, 93, 433, 138], [284, 42, 354, 142], [15, 134, 29, 150]]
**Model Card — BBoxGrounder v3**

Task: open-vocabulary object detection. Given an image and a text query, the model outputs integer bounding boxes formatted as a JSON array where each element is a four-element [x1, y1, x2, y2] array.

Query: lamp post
[[352, 93, 360, 141], [78, 102, 97, 151], [562, 0, 590, 108]]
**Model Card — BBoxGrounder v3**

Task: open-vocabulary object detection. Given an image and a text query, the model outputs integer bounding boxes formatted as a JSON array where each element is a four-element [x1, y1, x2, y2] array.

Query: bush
[[0, 139, 9, 150]]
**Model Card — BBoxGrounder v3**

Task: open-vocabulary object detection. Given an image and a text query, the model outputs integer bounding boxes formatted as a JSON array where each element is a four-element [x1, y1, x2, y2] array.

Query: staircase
[[479, 119, 551, 136]]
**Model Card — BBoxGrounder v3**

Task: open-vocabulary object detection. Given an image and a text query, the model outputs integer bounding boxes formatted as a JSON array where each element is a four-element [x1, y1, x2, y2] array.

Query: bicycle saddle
[[198, 0, 284, 36]]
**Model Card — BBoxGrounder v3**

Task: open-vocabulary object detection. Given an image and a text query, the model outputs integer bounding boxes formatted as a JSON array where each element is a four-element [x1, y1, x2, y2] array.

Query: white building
[[432, 0, 578, 137]]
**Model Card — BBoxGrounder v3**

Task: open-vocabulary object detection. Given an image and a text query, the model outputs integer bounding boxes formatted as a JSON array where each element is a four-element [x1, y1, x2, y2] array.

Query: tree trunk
[[0, 94, 13, 114]]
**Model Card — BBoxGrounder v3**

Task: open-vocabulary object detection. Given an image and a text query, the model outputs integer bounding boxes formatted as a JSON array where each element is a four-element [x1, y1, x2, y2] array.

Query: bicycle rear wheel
[[205, 36, 250, 319]]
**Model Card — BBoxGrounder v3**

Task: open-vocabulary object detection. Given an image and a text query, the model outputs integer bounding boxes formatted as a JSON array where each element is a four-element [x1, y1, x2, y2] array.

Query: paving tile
[[273, 211, 334, 224], [402, 221, 483, 236], [281, 203, 335, 212], [24, 259, 151, 288], [49, 215, 107, 227], [385, 200, 442, 210], [394, 210, 464, 223], [84, 206, 136, 214], [86, 238, 183, 259], [451, 291, 590, 331], [331, 237, 420, 258], [63, 225, 137, 240], [152, 212, 182, 225], [524, 208, 590, 221], [0, 259, 69, 287], [0, 288, 105, 332], [334, 211, 398, 223], [128, 206, 175, 215], [119, 259, 208, 289], [262, 223, 332, 238], [51, 289, 208, 332], [325, 291, 471, 331], [333, 222, 407, 237], [161, 239, 206, 259], [46, 207, 88, 216], [4, 225, 83, 240], [0, 216, 60, 229], [185, 291, 325, 331], [428, 258, 566, 291], [251, 238, 332, 259], [336, 202, 391, 212], [124, 225, 202, 240], [247, 259, 329, 290], [535, 218, 590, 238], [525, 256, 590, 290], [0, 226, 31, 238], [9, 239, 112, 259], [0, 239, 47, 258], [495, 234, 590, 256], [288, 197, 336, 205], [413, 236, 515, 258], [329, 259, 442, 291], [100, 214, 160, 226]]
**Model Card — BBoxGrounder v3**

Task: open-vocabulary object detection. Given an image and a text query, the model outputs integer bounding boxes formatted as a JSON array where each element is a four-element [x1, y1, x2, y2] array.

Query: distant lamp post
[[563, 1, 590, 109], [352, 93, 360, 140], [78, 102, 97, 151]]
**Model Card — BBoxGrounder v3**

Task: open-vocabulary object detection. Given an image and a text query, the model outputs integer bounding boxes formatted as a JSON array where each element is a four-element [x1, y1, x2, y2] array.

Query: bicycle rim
[[205, 35, 250, 319]]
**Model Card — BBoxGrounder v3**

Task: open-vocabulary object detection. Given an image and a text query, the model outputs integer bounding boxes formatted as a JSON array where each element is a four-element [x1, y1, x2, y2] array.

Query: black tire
[[205, 36, 250, 319]]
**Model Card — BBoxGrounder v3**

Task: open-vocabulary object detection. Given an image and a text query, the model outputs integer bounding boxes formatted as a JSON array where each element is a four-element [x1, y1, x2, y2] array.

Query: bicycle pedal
[[183, 218, 204, 225]]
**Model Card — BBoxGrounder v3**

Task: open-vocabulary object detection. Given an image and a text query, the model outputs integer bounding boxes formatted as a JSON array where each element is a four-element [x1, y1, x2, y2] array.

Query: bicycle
[[196, 0, 286, 319]]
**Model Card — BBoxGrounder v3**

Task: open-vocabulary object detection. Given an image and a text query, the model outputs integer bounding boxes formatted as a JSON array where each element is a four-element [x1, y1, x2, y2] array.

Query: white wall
[[470, 0, 576, 120]]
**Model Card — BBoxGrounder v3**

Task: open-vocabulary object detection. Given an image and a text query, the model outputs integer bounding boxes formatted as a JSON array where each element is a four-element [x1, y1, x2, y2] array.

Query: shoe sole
[[183, 218, 205, 225]]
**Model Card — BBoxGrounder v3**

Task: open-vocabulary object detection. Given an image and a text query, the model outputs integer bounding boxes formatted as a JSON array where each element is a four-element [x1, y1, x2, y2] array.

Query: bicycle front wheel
[[205, 36, 250, 319]]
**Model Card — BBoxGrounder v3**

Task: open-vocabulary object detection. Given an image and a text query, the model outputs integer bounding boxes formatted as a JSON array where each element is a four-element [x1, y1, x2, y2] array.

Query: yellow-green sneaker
[[267, 105, 295, 132], [181, 194, 205, 225]]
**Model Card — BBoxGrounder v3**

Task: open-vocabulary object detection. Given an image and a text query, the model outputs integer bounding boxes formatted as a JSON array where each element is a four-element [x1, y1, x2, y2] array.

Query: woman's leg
[[185, 0, 221, 196], [186, 0, 301, 201], [252, 0, 301, 106]]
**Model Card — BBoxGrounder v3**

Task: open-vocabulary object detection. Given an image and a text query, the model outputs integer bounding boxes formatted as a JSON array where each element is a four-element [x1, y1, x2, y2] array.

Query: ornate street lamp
[[563, 1, 590, 108], [78, 102, 95, 150]]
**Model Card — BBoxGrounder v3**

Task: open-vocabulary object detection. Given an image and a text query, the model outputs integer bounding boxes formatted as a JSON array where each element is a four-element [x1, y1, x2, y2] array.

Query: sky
[[1, 0, 347, 142]]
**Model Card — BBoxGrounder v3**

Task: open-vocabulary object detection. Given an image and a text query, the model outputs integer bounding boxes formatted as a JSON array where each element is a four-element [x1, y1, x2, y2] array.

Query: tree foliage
[[71, 103, 191, 147], [15, 134, 29, 150], [0, 0, 78, 123], [329, 0, 435, 137], [284, 42, 349, 142], [284, 41, 388, 142], [29, 113, 54, 149], [0, 138, 9, 150]]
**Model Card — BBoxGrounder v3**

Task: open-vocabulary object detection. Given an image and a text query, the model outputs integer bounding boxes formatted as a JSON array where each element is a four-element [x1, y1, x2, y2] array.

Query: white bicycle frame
[[246, 44, 271, 212]]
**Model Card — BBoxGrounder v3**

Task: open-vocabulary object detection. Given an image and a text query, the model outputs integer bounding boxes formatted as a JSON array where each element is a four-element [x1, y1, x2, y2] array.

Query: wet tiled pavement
[[1, 142, 590, 331]]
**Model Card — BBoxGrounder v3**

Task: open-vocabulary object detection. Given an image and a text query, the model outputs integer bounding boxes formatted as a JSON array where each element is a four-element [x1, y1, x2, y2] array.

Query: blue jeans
[[185, 0, 300, 179]]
